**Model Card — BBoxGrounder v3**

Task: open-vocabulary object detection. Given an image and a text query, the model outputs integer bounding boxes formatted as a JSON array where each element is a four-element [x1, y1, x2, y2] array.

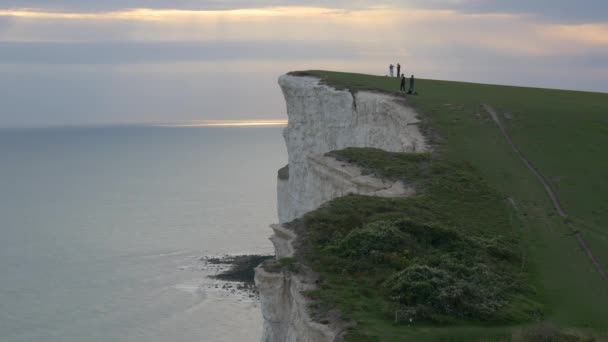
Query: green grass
[[290, 71, 608, 339], [302, 149, 542, 340]]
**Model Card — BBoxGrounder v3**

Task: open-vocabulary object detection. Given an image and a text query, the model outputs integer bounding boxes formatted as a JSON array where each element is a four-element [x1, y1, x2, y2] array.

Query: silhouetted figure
[[397, 63, 401, 78], [389, 64, 394, 77], [400, 74, 406, 91], [407, 75, 415, 94]]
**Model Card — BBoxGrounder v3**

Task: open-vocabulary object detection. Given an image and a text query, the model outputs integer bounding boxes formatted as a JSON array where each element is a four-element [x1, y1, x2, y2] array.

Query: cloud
[[0, 4, 606, 127], [402, 0, 608, 23], [0, 0, 391, 12], [543, 23, 608, 46], [1, 7, 607, 55], [1, 0, 607, 23], [0, 41, 358, 64]]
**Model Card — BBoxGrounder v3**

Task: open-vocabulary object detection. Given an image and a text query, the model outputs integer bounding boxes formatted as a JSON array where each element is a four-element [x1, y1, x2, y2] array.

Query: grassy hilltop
[[285, 71, 608, 341]]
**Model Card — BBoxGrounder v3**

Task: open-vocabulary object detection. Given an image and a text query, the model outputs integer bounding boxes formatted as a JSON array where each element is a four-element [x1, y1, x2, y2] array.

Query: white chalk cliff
[[255, 74, 429, 342]]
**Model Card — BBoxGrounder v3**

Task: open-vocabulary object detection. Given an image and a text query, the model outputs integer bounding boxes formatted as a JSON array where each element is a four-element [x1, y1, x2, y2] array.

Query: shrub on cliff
[[325, 220, 411, 271], [301, 148, 542, 330], [317, 218, 517, 322], [384, 261, 509, 322]]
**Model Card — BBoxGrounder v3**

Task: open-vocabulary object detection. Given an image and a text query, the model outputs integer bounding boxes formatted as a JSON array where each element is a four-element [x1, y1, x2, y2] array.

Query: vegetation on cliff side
[[299, 148, 540, 340]]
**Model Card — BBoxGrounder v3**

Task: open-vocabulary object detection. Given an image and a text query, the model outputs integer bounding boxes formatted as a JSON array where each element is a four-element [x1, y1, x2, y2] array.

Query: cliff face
[[255, 74, 429, 342], [255, 224, 339, 342], [277, 75, 427, 223]]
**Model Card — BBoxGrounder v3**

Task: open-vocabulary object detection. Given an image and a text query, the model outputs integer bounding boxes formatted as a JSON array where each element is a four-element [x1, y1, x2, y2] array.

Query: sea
[[0, 124, 287, 342]]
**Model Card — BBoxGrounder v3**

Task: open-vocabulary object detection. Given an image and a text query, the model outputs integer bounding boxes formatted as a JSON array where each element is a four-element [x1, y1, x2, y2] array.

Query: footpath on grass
[[482, 104, 608, 280]]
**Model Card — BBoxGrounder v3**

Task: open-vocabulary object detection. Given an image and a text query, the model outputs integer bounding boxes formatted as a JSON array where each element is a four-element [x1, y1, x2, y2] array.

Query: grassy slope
[[298, 71, 608, 338], [302, 150, 540, 341]]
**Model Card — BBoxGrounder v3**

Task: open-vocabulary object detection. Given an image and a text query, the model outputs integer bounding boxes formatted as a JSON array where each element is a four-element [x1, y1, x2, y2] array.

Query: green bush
[[299, 147, 540, 337], [311, 217, 519, 322], [335, 221, 410, 258], [385, 261, 508, 321]]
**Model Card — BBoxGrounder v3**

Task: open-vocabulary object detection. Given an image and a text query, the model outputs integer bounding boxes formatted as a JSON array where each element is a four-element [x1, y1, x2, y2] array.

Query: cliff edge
[[254, 74, 429, 342], [277, 74, 428, 224]]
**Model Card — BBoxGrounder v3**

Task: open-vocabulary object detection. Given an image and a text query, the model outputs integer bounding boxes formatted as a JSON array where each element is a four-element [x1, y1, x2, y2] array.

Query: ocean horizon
[[0, 124, 286, 342]]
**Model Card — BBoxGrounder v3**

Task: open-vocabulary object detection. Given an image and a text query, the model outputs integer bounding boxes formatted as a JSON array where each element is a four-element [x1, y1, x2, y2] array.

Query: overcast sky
[[0, 1, 607, 127]]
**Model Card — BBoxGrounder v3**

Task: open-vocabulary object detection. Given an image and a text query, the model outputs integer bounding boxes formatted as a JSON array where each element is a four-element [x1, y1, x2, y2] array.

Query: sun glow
[[2, 6, 607, 53], [0, 7, 344, 21], [545, 23, 608, 46], [151, 119, 288, 127]]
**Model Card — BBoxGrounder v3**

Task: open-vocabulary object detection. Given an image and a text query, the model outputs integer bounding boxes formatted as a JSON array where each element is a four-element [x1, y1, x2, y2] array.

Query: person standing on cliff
[[389, 64, 394, 77], [396, 63, 401, 78], [400, 74, 406, 91], [407, 75, 415, 94]]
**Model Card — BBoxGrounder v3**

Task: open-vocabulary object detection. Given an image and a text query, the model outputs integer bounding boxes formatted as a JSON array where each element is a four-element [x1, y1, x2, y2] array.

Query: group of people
[[389, 63, 416, 95]]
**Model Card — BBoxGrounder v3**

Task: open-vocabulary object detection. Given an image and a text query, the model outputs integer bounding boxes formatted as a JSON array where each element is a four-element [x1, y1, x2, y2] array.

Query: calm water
[[0, 125, 286, 342]]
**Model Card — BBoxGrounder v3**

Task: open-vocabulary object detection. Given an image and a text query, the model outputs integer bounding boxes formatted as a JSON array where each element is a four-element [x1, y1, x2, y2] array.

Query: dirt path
[[482, 104, 608, 280]]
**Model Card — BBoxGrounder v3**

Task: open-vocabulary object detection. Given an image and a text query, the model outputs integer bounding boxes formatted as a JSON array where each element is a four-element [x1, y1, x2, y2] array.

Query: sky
[[0, 1, 607, 127]]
